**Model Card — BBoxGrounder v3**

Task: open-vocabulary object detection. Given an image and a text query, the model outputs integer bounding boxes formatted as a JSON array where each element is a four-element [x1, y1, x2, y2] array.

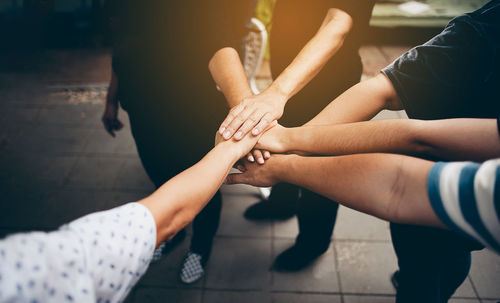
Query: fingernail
[[258, 158, 264, 164], [235, 131, 242, 139], [264, 152, 270, 158], [249, 155, 255, 162], [224, 131, 231, 139], [220, 127, 225, 134], [252, 129, 259, 135]]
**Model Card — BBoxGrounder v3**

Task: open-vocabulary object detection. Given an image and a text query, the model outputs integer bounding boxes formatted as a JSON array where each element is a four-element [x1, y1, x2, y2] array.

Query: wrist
[[267, 81, 289, 106], [269, 154, 295, 183], [215, 140, 244, 163]]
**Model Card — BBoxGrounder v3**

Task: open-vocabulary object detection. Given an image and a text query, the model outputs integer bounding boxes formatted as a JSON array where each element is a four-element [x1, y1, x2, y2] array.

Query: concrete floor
[[0, 46, 499, 303]]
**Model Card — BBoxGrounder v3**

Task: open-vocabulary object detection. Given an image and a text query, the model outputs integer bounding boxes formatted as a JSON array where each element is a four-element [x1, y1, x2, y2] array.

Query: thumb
[[224, 173, 247, 185]]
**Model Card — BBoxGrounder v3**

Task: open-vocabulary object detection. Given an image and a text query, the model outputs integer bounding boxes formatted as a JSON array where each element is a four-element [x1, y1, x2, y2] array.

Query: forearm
[[269, 8, 353, 102], [304, 74, 399, 126], [282, 118, 500, 161], [107, 70, 119, 105], [272, 154, 443, 228], [209, 47, 253, 108], [139, 142, 239, 247]]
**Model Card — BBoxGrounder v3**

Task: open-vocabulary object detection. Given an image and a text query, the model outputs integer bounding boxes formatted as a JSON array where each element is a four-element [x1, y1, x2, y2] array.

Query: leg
[[244, 183, 300, 220], [390, 223, 479, 303], [296, 189, 339, 253], [273, 189, 339, 271], [190, 190, 223, 265]]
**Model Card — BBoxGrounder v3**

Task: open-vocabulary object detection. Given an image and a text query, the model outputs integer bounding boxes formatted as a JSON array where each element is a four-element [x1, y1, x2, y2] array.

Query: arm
[[102, 70, 124, 137], [139, 132, 259, 247], [209, 47, 271, 164], [258, 118, 500, 162], [304, 73, 401, 126], [209, 47, 253, 107], [226, 153, 444, 229], [219, 8, 356, 140]]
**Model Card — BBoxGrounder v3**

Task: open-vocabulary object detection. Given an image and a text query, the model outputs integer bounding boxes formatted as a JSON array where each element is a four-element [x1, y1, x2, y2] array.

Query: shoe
[[180, 251, 204, 284], [243, 17, 268, 94], [391, 270, 400, 290], [244, 199, 297, 221], [151, 229, 186, 263], [272, 243, 326, 272]]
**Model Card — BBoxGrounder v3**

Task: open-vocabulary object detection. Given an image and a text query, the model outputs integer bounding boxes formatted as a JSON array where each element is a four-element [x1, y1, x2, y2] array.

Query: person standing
[[102, 0, 256, 284], [218, 0, 375, 271]]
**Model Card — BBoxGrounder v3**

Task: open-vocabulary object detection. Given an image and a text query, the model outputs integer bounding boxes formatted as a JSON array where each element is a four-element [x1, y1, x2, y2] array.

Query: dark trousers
[[297, 188, 339, 252], [390, 223, 482, 303], [125, 89, 226, 260]]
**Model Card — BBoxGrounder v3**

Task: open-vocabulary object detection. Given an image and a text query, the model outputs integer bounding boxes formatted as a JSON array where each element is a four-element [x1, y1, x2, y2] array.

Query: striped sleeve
[[427, 158, 500, 254]]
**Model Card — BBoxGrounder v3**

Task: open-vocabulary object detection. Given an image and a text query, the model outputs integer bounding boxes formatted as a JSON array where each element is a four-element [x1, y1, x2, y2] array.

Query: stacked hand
[[218, 86, 287, 164]]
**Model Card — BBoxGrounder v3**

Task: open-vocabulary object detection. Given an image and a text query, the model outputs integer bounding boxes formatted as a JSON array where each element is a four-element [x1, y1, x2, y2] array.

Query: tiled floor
[[0, 46, 499, 303]]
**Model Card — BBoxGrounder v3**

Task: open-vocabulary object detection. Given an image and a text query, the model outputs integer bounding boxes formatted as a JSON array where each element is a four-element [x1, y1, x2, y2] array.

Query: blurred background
[[0, 1, 498, 303]]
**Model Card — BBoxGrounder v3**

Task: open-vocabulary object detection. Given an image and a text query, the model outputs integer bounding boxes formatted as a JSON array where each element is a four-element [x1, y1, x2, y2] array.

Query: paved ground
[[0, 46, 499, 303]]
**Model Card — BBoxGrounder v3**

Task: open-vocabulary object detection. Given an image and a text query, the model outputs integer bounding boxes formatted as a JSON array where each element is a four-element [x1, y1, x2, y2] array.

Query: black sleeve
[[381, 1, 500, 119], [210, 0, 257, 53]]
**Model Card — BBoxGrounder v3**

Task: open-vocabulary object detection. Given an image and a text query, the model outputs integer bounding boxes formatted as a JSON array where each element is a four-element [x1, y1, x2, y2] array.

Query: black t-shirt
[[382, 0, 500, 120], [111, 1, 254, 81]]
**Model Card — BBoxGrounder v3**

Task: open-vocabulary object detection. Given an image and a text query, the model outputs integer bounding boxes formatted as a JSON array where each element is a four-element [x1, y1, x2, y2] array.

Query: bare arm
[[138, 132, 259, 247], [219, 8, 356, 140], [209, 47, 253, 107], [209, 46, 271, 164], [258, 118, 500, 162], [226, 153, 444, 229], [304, 73, 401, 126]]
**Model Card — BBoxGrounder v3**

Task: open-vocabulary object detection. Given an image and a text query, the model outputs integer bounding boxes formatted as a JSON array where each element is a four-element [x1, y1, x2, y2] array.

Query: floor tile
[[448, 299, 480, 303], [336, 241, 397, 294], [469, 249, 500, 299], [217, 193, 271, 238], [205, 237, 272, 290], [66, 156, 124, 189], [343, 295, 395, 303], [134, 288, 202, 303], [453, 277, 477, 298], [83, 125, 137, 155], [6, 124, 93, 155], [333, 206, 390, 242], [36, 103, 102, 127], [114, 158, 155, 192], [272, 293, 341, 303], [359, 45, 390, 77], [204, 290, 271, 303], [273, 217, 299, 239], [271, 239, 339, 293]]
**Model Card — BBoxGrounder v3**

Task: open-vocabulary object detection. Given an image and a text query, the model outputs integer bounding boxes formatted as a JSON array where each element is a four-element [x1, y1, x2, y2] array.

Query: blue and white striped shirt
[[428, 158, 500, 254]]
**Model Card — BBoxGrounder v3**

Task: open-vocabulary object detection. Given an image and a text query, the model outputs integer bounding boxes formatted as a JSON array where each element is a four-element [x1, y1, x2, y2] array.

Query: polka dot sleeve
[[0, 202, 156, 303]]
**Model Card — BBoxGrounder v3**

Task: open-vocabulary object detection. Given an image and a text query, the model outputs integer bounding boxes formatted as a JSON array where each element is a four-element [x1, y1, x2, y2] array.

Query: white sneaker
[[180, 252, 204, 284], [243, 17, 268, 94]]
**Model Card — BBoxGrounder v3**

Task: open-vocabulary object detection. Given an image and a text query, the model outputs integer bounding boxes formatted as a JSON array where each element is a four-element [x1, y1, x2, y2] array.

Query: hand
[[245, 149, 271, 165], [225, 156, 284, 187], [219, 85, 286, 141], [254, 123, 288, 154], [102, 101, 123, 137], [215, 130, 262, 161]]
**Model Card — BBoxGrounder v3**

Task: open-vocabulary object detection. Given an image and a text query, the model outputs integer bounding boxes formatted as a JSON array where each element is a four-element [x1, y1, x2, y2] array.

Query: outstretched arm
[[139, 132, 259, 247], [225, 153, 444, 229], [218, 8, 356, 140], [257, 118, 500, 162]]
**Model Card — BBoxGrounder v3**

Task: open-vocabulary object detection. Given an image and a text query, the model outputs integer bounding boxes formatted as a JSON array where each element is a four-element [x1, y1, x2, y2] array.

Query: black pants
[[390, 223, 483, 303]]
